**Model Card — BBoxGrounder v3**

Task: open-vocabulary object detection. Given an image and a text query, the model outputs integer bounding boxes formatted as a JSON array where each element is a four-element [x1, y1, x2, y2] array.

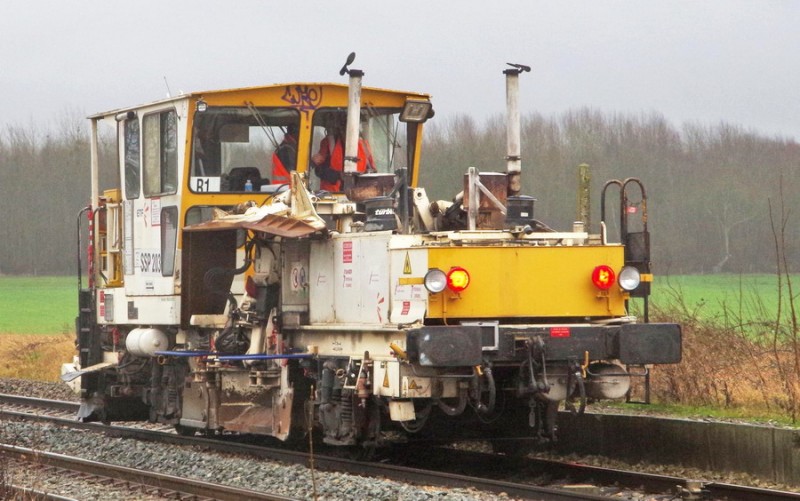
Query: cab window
[[308, 108, 410, 191], [160, 206, 179, 277], [123, 118, 140, 199], [190, 107, 300, 193], [143, 109, 178, 197]]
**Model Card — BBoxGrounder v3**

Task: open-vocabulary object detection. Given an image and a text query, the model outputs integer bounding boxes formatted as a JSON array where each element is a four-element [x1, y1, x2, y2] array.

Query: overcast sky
[[2, 1, 798, 140]]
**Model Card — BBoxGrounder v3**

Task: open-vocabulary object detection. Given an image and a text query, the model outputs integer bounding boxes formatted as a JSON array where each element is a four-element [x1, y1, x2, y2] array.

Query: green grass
[[0, 276, 76, 334], [2, 273, 797, 335], [647, 273, 800, 329], [599, 401, 798, 427]]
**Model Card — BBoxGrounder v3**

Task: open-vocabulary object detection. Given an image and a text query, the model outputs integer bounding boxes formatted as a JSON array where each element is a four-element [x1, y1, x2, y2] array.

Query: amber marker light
[[446, 267, 471, 292], [591, 265, 616, 290]]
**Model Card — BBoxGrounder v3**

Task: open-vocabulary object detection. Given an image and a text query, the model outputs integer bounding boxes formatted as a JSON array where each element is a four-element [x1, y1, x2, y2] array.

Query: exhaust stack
[[340, 53, 363, 183], [504, 63, 530, 196]]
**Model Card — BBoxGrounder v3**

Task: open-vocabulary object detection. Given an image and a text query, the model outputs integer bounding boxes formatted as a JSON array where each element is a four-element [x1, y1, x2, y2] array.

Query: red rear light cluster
[[591, 265, 616, 290], [245, 275, 258, 298], [425, 266, 471, 293], [446, 267, 470, 292]]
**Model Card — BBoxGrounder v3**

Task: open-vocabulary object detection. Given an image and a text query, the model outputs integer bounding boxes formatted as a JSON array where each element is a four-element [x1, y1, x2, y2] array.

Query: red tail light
[[591, 265, 616, 290], [447, 267, 470, 292], [245, 275, 258, 298]]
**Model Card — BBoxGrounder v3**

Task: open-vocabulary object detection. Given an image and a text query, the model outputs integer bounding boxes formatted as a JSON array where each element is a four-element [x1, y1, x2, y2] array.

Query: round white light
[[424, 268, 447, 293], [618, 266, 641, 291]]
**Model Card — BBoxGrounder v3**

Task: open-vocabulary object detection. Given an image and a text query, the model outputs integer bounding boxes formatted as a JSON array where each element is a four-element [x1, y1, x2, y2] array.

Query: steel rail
[[0, 401, 610, 501], [1, 443, 296, 501], [403, 445, 800, 501], [5, 394, 800, 500], [0, 393, 80, 413]]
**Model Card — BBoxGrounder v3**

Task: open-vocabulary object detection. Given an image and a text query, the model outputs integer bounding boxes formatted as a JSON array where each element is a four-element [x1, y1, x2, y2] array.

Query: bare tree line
[[0, 118, 116, 275], [0, 109, 798, 275], [421, 109, 800, 274]]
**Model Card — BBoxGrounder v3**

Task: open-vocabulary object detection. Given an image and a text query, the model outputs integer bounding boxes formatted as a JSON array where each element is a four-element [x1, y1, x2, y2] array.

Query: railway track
[[2, 443, 296, 501], [2, 393, 800, 500], [398, 444, 800, 501]]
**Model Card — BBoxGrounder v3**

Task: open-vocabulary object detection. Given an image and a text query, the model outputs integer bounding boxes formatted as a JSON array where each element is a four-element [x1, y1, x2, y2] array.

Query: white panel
[[389, 246, 428, 324], [373, 360, 400, 397], [98, 290, 180, 325], [329, 234, 391, 325], [124, 196, 177, 296], [357, 237, 390, 325], [309, 233, 408, 326], [388, 400, 415, 421], [401, 376, 433, 398], [333, 237, 361, 322], [309, 240, 335, 323]]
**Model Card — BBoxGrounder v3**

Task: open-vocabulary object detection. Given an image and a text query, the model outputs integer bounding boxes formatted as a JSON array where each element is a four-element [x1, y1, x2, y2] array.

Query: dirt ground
[[0, 333, 76, 381]]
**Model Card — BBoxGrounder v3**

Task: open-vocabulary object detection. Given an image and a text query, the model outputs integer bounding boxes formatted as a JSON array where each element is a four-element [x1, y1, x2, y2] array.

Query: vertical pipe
[[90, 118, 100, 213], [344, 70, 363, 175], [505, 70, 521, 196], [468, 167, 480, 231], [503, 64, 529, 195], [89, 118, 100, 289]]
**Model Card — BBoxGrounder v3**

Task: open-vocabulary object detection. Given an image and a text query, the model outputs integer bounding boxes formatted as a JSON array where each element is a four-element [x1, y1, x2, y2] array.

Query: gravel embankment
[[0, 379, 517, 500], [0, 377, 80, 401], [0, 420, 513, 501], [2, 378, 798, 497]]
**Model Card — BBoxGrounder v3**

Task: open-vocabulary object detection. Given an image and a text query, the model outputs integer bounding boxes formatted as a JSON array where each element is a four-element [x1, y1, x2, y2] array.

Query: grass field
[[2, 273, 797, 336], [0, 275, 77, 334], [647, 273, 800, 329]]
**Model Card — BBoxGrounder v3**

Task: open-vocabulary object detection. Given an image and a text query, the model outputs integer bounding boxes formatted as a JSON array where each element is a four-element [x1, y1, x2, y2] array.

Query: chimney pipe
[[504, 63, 530, 196]]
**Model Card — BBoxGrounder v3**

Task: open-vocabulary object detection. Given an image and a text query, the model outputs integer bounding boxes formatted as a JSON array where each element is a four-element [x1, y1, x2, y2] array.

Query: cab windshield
[[190, 107, 300, 193], [189, 105, 414, 193], [307, 107, 411, 192]]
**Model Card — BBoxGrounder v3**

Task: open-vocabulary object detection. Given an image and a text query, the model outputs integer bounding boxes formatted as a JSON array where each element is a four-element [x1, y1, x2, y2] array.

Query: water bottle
[[244, 179, 253, 192]]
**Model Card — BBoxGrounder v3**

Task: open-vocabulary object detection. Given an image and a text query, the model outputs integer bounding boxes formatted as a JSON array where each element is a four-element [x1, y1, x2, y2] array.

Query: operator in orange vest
[[271, 124, 298, 186], [311, 115, 375, 192]]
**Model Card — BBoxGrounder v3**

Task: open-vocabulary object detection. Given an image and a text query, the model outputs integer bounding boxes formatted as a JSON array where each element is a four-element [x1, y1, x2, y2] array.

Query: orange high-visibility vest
[[271, 135, 297, 185], [317, 136, 375, 191]]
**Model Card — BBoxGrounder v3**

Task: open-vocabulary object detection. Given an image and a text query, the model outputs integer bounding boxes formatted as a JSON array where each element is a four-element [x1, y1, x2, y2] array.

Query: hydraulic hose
[[472, 365, 496, 415], [435, 387, 468, 416], [399, 401, 432, 433]]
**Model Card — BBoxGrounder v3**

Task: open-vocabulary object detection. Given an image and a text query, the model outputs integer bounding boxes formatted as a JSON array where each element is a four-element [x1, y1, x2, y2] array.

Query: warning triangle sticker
[[403, 252, 412, 274]]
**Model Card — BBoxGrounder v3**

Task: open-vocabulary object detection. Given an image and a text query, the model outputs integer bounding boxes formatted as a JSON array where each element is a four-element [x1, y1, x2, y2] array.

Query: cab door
[[120, 107, 184, 322]]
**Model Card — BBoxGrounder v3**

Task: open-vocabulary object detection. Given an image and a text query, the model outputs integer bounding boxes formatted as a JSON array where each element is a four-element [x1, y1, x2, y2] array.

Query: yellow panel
[[427, 245, 627, 319]]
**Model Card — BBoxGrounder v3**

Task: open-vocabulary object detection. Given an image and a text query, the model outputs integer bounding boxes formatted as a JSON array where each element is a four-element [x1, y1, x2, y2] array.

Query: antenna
[[163, 76, 173, 98]]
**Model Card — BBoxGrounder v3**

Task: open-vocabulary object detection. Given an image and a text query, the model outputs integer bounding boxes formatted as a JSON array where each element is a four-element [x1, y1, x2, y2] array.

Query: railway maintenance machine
[[65, 56, 681, 452]]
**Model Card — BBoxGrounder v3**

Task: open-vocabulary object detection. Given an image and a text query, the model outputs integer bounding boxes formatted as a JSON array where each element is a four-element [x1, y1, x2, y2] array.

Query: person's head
[[286, 123, 298, 137], [324, 113, 346, 136]]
